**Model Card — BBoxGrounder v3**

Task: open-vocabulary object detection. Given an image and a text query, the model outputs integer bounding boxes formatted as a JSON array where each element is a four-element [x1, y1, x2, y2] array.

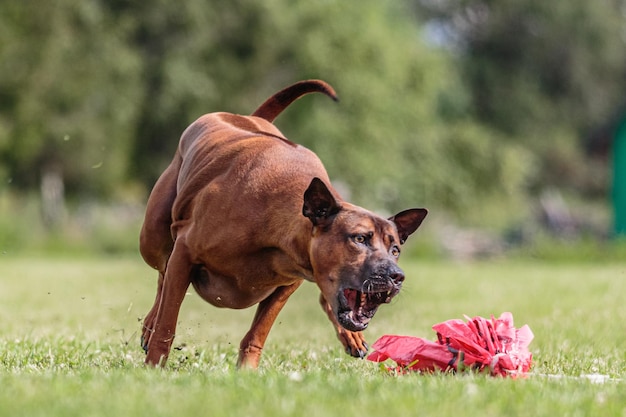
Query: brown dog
[[139, 80, 427, 368]]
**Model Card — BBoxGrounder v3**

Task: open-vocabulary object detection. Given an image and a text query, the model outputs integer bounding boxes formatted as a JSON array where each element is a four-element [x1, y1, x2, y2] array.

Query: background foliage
[[1, 0, 625, 253]]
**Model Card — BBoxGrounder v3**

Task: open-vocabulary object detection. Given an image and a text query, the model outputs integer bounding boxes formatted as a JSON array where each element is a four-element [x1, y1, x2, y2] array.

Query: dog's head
[[303, 177, 427, 332]]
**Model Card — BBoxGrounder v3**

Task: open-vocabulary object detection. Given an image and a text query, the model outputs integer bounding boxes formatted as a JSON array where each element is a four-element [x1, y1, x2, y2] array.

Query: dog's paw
[[345, 342, 369, 359], [140, 335, 149, 353], [339, 330, 369, 359], [141, 323, 155, 354]]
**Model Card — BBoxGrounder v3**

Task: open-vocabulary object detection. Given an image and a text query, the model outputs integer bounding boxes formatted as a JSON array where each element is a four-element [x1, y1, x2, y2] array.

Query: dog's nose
[[389, 266, 405, 284], [391, 272, 404, 284]]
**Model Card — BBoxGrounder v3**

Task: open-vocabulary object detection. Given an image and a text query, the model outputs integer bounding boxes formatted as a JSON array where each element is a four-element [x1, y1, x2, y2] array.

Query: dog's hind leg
[[139, 157, 180, 272], [141, 270, 164, 353], [139, 156, 181, 353], [237, 281, 303, 369], [144, 237, 193, 367]]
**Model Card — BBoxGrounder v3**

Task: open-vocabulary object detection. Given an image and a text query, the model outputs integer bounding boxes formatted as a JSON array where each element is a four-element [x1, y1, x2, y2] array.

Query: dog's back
[[171, 111, 333, 236], [140, 80, 338, 271]]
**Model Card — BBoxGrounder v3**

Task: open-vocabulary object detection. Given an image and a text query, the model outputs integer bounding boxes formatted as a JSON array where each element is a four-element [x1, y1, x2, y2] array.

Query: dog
[[139, 80, 428, 369]]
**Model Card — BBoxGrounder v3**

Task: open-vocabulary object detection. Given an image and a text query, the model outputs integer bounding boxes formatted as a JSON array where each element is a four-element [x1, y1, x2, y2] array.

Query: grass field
[[0, 255, 625, 416]]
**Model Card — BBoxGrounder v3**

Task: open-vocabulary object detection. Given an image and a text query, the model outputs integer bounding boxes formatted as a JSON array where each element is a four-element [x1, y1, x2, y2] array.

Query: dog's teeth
[[360, 292, 366, 306]]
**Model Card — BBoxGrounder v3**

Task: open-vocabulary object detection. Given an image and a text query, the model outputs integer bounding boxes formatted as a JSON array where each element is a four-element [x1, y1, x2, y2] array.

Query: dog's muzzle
[[337, 268, 404, 332]]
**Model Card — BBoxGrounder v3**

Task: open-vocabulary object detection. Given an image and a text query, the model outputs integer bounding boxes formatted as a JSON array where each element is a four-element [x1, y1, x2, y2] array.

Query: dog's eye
[[390, 246, 400, 257], [352, 233, 373, 245]]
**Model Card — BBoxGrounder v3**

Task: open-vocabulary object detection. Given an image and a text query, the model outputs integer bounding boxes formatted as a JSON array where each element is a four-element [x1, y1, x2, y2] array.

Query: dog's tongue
[[344, 288, 361, 311], [344, 288, 392, 312]]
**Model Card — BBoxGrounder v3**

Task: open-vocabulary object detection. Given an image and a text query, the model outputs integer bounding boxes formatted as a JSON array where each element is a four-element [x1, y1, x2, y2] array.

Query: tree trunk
[[40, 166, 66, 230]]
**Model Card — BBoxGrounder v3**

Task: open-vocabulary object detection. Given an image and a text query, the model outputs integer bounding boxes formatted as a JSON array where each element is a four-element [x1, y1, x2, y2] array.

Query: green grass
[[0, 255, 625, 416]]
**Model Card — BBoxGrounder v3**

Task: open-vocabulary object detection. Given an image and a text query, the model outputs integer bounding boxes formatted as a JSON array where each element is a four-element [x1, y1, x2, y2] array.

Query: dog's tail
[[251, 79, 339, 123]]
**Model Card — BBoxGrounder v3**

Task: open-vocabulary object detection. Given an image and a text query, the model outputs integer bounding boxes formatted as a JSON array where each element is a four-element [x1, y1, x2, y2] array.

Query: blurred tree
[[119, 0, 531, 214], [0, 0, 142, 225], [264, 0, 532, 213], [118, 0, 285, 185], [412, 0, 626, 196], [4, 0, 587, 227]]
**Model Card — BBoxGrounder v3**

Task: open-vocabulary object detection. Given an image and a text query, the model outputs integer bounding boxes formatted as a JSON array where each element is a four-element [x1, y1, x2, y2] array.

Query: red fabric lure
[[367, 312, 533, 377]]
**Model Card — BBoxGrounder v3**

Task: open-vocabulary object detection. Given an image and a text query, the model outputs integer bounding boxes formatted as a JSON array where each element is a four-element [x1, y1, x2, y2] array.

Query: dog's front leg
[[319, 294, 369, 358], [237, 281, 303, 369], [145, 238, 192, 367]]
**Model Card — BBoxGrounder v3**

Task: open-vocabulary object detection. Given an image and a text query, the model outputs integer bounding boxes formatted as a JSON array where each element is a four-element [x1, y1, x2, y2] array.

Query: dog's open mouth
[[337, 281, 399, 332]]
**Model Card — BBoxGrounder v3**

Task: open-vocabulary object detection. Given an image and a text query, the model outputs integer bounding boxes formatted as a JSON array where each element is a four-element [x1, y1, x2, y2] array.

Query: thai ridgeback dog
[[139, 80, 428, 368]]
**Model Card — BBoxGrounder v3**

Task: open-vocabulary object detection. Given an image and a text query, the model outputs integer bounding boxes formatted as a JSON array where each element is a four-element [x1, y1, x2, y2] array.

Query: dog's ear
[[388, 208, 428, 244], [303, 177, 340, 227]]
